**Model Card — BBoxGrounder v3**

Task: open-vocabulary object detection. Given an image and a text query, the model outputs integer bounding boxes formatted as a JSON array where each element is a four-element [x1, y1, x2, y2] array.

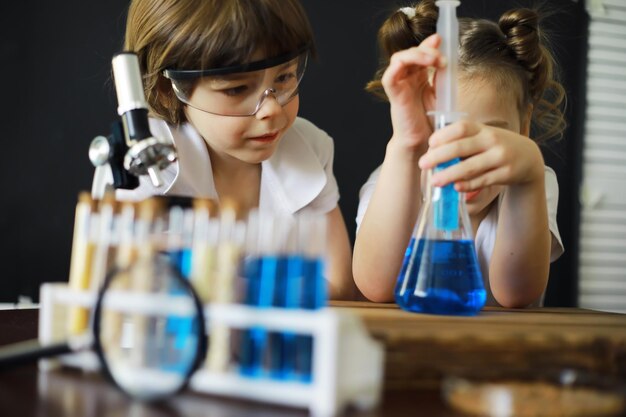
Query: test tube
[[89, 192, 119, 292], [239, 210, 273, 377], [165, 205, 186, 274], [268, 216, 299, 379], [129, 197, 165, 368], [115, 202, 137, 269], [189, 199, 218, 303], [67, 192, 98, 335], [212, 199, 241, 304], [99, 200, 137, 360], [206, 199, 243, 372], [162, 204, 196, 372], [296, 214, 328, 382]]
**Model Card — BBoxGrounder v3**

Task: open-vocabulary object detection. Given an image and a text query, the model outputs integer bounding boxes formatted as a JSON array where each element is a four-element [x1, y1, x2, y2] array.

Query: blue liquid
[[162, 249, 197, 372], [168, 249, 192, 279], [239, 255, 325, 382], [301, 258, 327, 310], [434, 158, 461, 231], [240, 256, 295, 379], [297, 258, 326, 382], [240, 256, 265, 377], [394, 238, 486, 316], [267, 256, 291, 379], [138, 251, 200, 374]]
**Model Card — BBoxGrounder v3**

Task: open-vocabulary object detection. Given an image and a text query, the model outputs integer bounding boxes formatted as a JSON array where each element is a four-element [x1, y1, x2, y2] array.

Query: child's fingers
[[453, 166, 512, 192], [421, 33, 442, 49], [428, 120, 481, 146], [382, 46, 446, 88], [429, 154, 496, 187], [418, 136, 485, 170]]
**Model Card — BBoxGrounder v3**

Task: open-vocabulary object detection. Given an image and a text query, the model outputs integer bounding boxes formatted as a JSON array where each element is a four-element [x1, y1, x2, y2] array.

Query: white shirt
[[92, 117, 340, 216], [356, 165, 564, 306]]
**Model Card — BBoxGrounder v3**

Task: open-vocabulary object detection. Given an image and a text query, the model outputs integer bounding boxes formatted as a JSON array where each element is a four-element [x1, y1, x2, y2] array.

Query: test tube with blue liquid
[[267, 216, 300, 380], [163, 204, 197, 372], [394, 0, 486, 316], [295, 215, 327, 382], [239, 211, 274, 377]]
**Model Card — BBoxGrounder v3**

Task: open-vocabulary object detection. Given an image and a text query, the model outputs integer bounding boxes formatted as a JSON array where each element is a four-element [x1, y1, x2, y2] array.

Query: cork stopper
[[97, 190, 120, 214], [77, 191, 97, 210], [137, 197, 165, 221], [193, 198, 218, 217], [119, 199, 138, 212], [219, 197, 243, 220]]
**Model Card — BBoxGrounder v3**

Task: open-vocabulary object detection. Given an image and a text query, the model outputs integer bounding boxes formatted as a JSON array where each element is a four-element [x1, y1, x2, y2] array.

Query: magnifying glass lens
[[95, 256, 206, 401]]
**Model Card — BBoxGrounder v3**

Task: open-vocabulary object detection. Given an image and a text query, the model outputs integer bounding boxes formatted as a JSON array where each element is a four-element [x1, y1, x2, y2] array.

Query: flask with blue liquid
[[393, 0, 486, 316]]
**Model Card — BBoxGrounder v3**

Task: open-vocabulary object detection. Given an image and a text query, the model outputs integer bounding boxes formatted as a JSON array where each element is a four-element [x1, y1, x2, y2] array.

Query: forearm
[[490, 179, 551, 307], [353, 139, 425, 302], [325, 207, 357, 301], [327, 254, 356, 301]]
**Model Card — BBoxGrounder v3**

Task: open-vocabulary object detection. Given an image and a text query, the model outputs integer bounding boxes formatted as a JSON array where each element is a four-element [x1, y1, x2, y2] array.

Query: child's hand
[[382, 34, 446, 152], [418, 121, 545, 191]]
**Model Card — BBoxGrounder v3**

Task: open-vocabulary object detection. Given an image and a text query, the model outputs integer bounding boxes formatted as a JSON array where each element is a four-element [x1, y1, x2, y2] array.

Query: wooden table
[[2, 303, 626, 416], [332, 302, 626, 390]]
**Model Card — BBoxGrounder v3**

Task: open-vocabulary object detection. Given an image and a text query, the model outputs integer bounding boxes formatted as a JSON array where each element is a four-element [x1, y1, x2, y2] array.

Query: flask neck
[[416, 168, 474, 240]]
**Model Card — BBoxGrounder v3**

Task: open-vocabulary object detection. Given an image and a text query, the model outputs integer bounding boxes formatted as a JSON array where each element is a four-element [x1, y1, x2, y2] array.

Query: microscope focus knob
[[89, 135, 112, 167]]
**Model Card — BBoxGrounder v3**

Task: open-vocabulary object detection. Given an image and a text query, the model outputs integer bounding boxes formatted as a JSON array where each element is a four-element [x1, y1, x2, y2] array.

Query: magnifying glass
[[0, 255, 207, 401]]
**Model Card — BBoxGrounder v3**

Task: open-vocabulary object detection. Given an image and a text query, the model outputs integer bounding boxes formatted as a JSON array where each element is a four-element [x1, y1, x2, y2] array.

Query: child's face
[[185, 94, 299, 165], [457, 75, 528, 216]]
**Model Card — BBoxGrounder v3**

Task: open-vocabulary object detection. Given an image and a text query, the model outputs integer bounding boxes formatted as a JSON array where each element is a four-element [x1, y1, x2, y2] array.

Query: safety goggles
[[163, 46, 309, 117]]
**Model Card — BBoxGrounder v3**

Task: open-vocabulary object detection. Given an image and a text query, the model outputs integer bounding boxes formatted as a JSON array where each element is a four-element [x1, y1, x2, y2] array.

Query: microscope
[[89, 53, 176, 196]]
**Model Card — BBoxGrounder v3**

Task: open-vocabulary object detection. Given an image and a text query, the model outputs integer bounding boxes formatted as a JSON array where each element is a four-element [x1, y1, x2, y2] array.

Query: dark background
[[0, 1, 587, 306]]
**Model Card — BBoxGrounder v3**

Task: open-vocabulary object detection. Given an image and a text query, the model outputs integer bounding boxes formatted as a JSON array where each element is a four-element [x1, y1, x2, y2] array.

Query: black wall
[[0, 1, 587, 306]]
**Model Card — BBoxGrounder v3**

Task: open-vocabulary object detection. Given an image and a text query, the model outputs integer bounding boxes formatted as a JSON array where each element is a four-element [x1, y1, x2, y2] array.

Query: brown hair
[[124, 0, 316, 124], [367, 1, 566, 142]]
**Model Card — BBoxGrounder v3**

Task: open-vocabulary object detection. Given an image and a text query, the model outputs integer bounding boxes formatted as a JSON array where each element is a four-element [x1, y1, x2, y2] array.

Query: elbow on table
[[492, 288, 545, 309], [362, 289, 394, 303], [490, 264, 549, 308], [353, 271, 394, 303], [327, 278, 357, 301]]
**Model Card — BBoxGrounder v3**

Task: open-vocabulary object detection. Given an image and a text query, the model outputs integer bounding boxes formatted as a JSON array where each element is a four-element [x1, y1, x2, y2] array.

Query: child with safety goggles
[[91, 0, 355, 300]]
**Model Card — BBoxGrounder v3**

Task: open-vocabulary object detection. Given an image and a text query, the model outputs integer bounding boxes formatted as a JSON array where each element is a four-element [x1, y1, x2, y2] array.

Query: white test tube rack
[[38, 283, 385, 417]]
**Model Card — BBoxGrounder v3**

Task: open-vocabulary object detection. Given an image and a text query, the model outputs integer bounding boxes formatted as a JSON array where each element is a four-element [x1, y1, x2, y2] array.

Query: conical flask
[[394, 166, 486, 315], [394, 0, 486, 315]]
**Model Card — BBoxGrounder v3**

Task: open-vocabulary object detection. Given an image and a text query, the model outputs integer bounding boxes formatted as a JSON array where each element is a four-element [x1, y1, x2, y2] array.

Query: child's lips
[[465, 190, 481, 201], [249, 132, 279, 143]]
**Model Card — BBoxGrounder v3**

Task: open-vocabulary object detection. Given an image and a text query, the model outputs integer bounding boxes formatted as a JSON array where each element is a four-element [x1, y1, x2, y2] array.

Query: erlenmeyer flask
[[394, 167, 486, 316]]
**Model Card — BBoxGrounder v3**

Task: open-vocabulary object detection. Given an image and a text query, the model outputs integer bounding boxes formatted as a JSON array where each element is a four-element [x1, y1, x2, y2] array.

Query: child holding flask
[[353, 1, 566, 308]]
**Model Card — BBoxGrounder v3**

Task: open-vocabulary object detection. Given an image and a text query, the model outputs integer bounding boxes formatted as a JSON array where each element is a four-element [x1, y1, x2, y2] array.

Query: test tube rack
[[38, 283, 385, 417]]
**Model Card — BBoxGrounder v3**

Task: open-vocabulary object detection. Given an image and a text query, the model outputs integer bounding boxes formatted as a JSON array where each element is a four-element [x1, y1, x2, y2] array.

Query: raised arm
[[353, 35, 445, 302]]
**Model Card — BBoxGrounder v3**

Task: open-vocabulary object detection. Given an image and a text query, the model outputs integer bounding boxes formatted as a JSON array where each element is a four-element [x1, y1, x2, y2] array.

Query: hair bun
[[407, 0, 438, 43], [498, 8, 542, 72], [380, 1, 438, 55]]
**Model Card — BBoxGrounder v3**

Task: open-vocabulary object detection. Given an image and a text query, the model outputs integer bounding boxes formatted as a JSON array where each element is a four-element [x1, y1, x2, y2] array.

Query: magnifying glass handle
[[0, 334, 92, 371], [0, 339, 71, 371]]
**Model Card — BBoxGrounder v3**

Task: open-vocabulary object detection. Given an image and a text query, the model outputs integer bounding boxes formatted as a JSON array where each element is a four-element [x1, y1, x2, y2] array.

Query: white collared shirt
[[92, 117, 340, 216]]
